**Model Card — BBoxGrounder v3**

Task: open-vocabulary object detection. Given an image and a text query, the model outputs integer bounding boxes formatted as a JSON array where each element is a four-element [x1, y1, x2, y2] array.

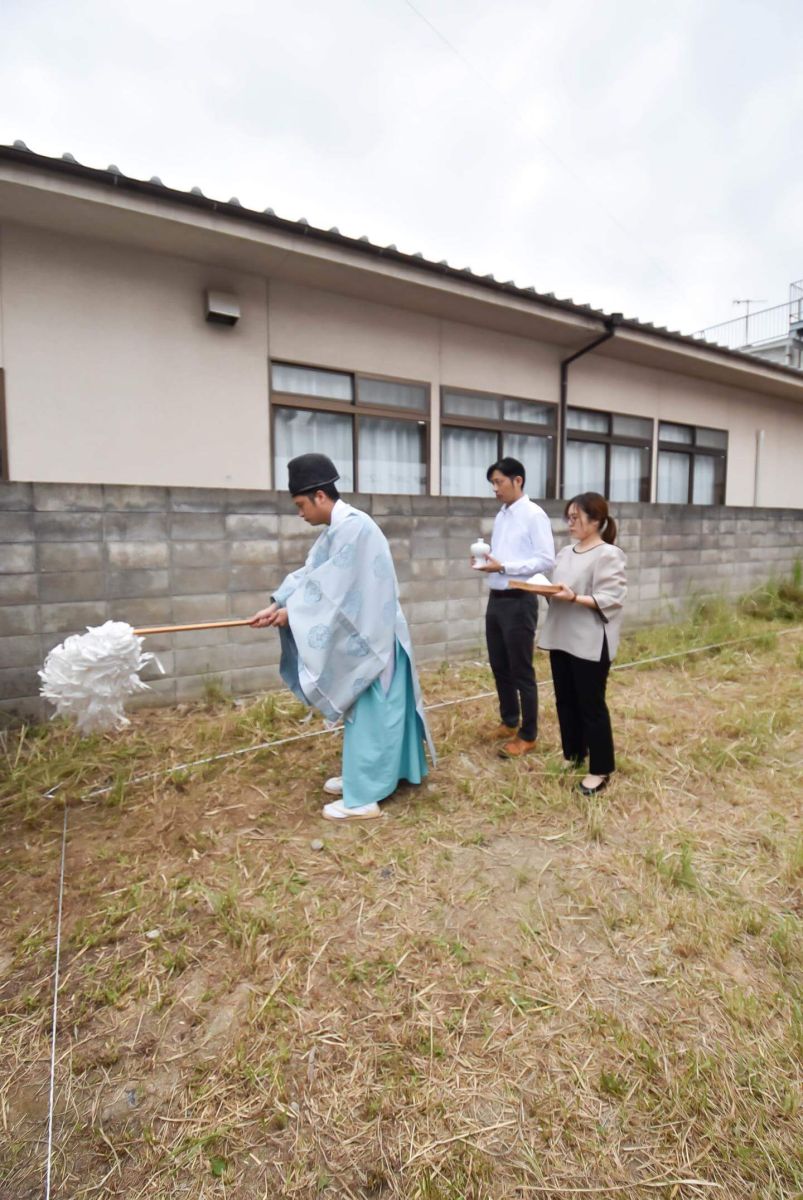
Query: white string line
[[40, 620, 801, 1191], [80, 624, 801, 799], [44, 800, 68, 1200]]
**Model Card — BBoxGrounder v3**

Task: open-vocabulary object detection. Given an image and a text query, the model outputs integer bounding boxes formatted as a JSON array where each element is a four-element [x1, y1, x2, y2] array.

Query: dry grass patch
[[1, 609, 801, 1199]]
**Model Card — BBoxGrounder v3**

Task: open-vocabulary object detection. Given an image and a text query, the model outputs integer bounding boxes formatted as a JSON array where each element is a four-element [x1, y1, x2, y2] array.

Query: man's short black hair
[[486, 457, 526, 485], [296, 482, 340, 502]]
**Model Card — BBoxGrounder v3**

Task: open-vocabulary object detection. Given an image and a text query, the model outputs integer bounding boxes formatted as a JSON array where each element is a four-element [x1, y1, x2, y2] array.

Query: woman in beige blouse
[[539, 493, 627, 795]]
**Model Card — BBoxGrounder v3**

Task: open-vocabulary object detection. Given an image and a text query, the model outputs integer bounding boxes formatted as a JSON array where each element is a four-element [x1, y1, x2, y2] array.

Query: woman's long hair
[[565, 492, 617, 544]]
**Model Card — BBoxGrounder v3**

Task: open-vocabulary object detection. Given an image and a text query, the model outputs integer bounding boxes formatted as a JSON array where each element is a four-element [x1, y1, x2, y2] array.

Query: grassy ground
[[1, 597, 801, 1199]]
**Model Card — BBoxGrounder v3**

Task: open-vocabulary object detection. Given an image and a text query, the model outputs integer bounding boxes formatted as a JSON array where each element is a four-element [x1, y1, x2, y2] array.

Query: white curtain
[[609, 445, 643, 502], [565, 440, 606, 496], [504, 433, 549, 498], [272, 363, 352, 401], [567, 408, 608, 433], [273, 408, 354, 490], [442, 427, 498, 496], [358, 418, 425, 494], [657, 451, 690, 503], [692, 455, 716, 504]]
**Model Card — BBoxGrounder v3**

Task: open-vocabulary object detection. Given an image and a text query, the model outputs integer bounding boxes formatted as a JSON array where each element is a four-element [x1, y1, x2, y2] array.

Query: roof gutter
[[558, 313, 623, 499]]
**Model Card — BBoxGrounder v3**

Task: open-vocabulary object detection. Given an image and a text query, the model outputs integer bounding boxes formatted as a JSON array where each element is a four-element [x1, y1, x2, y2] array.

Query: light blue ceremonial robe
[[273, 502, 434, 806]]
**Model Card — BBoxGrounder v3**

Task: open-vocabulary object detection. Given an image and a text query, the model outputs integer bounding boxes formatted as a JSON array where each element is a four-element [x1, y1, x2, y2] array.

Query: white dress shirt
[[488, 495, 556, 592]]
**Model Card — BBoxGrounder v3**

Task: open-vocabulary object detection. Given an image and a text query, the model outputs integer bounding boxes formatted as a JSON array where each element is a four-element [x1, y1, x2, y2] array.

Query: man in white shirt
[[476, 457, 556, 758]]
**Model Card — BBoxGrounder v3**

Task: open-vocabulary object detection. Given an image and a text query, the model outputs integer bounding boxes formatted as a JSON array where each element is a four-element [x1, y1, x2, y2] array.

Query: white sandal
[[322, 799, 382, 821]]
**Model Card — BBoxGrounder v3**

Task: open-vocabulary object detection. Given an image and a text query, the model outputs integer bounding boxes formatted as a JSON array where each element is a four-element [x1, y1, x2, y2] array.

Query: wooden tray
[[508, 580, 562, 596]]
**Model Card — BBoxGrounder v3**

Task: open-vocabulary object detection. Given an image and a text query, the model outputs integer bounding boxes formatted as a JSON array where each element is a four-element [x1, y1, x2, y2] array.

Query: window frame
[[565, 406, 653, 502], [657, 421, 728, 505], [440, 384, 558, 498], [270, 360, 431, 494]]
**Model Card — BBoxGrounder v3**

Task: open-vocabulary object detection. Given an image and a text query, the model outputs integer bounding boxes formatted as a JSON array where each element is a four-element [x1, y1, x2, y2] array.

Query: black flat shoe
[[579, 774, 609, 795]]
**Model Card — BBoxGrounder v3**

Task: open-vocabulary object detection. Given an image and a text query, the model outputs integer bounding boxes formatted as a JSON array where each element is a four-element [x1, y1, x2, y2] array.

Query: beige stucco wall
[[1, 224, 271, 488], [1, 221, 802, 505], [569, 355, 803, 507]]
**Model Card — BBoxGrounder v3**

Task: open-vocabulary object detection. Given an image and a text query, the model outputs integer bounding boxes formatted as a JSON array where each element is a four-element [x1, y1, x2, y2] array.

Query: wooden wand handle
[[133, 619, 254, 636]]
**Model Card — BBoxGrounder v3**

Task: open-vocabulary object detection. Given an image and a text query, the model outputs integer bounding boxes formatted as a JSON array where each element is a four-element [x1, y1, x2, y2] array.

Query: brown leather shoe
[[491, 723, 520, 740], [499, 738, 537, 759]]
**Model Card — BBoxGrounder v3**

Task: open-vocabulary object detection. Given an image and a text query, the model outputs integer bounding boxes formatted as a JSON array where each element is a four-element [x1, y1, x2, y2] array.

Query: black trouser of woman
[[485, 591, 538, 741], [548, 636, 614, 775]]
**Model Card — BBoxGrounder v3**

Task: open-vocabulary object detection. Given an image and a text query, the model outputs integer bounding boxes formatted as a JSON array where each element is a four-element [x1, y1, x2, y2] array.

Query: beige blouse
[[538, 543, 627, 661]]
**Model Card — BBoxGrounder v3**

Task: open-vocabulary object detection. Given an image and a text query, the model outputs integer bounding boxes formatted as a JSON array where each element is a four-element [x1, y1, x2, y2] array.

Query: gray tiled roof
[[2, 140, 802, 384]]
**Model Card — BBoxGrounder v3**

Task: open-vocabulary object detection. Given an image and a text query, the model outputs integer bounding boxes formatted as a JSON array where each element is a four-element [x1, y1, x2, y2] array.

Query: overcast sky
[[1, 0, 800, 334]]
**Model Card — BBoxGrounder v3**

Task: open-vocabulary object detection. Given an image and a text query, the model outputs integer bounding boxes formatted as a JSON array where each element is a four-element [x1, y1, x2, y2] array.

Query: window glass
[[692, 454, 717, 504], [441, 426, 498, 496], [357, 378, 428, 413], [609, 445, 647, 502], [567, 408, 609, 434], [503, 398, 554, 426], [657, 451, 690, 502], [612, 414, 653, 440], [274, 408, 354, 490], [442, 391, 502, 421], [272, 363, 353, 401], [358, 417, 426, 494], [565, 440, 606, 496], [659, 422, 693, 445], [695, 427, 728, 449], [503, 432, 550, 498]]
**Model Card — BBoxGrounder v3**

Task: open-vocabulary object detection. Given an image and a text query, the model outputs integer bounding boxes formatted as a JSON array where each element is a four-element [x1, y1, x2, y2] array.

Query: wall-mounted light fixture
[[205, 290, 240, 326]]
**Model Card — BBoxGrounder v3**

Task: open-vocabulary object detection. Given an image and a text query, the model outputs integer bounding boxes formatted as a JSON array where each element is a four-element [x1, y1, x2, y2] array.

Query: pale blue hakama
[[342, 642, 428, 808]]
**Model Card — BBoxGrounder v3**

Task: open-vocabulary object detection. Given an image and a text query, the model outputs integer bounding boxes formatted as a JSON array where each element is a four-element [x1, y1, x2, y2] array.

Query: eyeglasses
[[565, 512, 580, 523]]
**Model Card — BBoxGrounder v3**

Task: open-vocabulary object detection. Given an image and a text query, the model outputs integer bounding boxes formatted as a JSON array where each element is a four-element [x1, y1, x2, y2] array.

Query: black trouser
[[485, 591, 539, 741], [548, 637, 614, 776]]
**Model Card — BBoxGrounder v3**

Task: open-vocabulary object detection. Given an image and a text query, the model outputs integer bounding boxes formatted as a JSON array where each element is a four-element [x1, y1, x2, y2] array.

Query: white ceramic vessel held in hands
[[471, 537, 491, 568]]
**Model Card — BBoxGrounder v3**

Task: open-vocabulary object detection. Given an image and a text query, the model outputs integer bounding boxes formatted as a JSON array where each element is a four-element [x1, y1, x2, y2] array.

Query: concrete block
[[174, 673, 224, 702], [371, 495, 412, 516], [104, 512, 168, 541], [0, 665, 41, 700], [411, 535, 447, 560], [227, 666, 283, 695], [169, 513, 226, 541], [415, 621, 449, 645], [446, 597, 485, 621], [38, 572, 107, 603], [103, 484, 169, 511], [229, 540, 280, 566], [226, 623, 273, 645], [410, 557, 446, 579], [278, 514, 312, 539], [0, 482, 33, 511], [446, 618, 484, 642], [0, 573, 38, 604], [172, 626, 231, 649], [169, 486, 226, 512], [33, 482, 103, 511], [34, 512, 103, 542], [39, 542, 104, 572], [408, 600, 445, 624], [376, 516, 414, 539], [40, 601, 109, 634], [107, 597, 173, 627], [107, 541, 170, 570], [0, 604, 38, 636], [1, 513, 35, 542], [226, 640, 282, 669], [170, 540, 228, 569], [171, 567, 229, 595], [172, 594, 230, 622], [0, 635, 43, 669], [415, 641, 448, 663], [229, 565, 277, 592], [225, 514, 280, 540], [225, 488, 279, 514], [1, 544, 36, 572], [106, 569, 170, 599], [174, 644, 234, 676]]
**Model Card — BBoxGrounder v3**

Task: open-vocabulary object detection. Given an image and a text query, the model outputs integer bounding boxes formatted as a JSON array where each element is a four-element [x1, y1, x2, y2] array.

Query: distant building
[[1, 142, 803, 508], [695, 281, 803, 372]]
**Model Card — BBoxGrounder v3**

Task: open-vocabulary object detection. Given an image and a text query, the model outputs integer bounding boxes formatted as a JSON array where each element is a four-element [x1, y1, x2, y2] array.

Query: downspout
[[558, 312, 623, 499]]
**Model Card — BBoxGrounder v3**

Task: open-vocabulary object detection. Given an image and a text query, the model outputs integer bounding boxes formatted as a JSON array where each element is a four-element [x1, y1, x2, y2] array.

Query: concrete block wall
[[1, 482, 802, 723]]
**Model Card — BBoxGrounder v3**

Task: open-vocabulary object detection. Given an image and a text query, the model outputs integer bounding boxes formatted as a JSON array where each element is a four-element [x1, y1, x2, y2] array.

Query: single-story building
[[1, 141, 803, 507]]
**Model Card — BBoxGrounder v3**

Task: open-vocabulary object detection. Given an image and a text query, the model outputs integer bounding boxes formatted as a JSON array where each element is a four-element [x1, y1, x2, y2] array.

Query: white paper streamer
[[39, 621, 158, 734]]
